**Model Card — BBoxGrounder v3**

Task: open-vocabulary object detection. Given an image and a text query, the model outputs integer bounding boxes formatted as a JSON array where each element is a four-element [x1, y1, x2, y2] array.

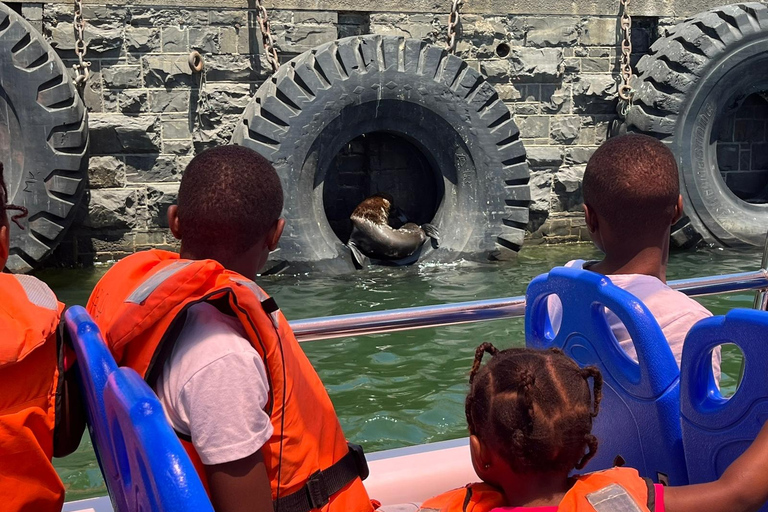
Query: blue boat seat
[[104, 367, 214, 511], [680, 308, 768, 494], [525, 267, 687, 485], [64, 305, 212, 512]]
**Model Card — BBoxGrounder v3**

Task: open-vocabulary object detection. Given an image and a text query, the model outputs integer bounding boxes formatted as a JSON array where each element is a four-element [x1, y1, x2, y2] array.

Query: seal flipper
[[421, 223, 440, 240], [348, 241, 368, 269]]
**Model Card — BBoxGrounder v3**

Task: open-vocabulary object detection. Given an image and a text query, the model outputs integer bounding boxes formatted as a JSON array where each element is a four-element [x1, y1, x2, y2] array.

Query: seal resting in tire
[[347, 194, 439, 268]]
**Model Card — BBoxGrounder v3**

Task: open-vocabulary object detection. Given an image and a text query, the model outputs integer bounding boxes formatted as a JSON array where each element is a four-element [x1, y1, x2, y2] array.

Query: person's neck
[[179, 248, 262, 280], [499, 472, 571, 508], [589, 245, 668, 282]]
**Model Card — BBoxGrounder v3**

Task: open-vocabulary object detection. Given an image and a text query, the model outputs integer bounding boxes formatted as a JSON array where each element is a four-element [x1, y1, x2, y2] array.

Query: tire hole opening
[[716, 92, 768, 204], [322, 131, 443, 247]]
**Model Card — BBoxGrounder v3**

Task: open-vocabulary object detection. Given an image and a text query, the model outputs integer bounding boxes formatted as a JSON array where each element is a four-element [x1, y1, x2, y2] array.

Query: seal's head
[[351, 193, 393, 225]]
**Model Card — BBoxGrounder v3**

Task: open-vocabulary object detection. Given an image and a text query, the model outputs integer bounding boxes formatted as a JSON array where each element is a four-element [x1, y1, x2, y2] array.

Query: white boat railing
[[290, 268, 768, 342]]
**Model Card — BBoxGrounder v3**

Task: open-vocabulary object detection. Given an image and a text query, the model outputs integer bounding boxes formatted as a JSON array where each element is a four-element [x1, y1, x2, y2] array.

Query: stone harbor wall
[[5, 0, 733, 264]]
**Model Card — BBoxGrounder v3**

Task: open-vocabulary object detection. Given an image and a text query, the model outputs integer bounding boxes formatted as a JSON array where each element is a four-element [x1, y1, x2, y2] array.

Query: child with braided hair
[[420, 343, 768, 512]]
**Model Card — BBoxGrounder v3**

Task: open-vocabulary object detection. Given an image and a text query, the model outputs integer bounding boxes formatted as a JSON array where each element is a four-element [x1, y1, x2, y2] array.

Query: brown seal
[[347, 194, 439, 267]]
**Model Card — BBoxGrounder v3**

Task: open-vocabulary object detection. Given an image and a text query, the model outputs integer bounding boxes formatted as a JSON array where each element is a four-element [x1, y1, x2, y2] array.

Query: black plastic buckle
[[348, 442, 370, 481], [306, 470, 330, 509]]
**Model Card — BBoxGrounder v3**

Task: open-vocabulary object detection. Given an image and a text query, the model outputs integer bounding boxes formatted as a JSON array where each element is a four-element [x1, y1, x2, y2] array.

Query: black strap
[[274, 443, 368, 512], [262, 297, 279, 315], [643, 478, 656, 511]]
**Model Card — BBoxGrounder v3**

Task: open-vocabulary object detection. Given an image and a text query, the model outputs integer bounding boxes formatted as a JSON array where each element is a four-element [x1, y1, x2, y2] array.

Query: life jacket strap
[[274, 442, 369, 512]]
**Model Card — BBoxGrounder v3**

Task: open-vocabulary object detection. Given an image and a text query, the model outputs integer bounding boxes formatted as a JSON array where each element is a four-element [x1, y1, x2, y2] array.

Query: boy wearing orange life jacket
[[86, 146, 373, 512], [0, 163, 85, 512], [420, 344, 768, 512]]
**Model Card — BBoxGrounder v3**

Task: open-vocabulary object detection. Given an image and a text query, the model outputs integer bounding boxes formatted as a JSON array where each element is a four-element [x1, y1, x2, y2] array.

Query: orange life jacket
[[0, 274, 65, 512], [87, 249, 373, 512], [419, 468, 655, 512]]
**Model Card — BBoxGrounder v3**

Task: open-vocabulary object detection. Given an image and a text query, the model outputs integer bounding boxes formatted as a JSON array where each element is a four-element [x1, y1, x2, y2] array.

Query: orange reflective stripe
[[559, 468, 653, 512], [0, 274, 64, 512], [88, 249, 373, 512]]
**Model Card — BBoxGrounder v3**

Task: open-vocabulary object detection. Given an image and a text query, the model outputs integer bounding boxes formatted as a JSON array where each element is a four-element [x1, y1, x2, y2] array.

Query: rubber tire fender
[[232, 35, 530, 269], [625, 2, 768, 247], [0, 3, 88, 272]]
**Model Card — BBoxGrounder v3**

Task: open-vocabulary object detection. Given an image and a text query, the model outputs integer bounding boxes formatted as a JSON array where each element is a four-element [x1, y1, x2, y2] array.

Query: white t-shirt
[[154, 302, 274, 466], [549, 260, 720, 381]]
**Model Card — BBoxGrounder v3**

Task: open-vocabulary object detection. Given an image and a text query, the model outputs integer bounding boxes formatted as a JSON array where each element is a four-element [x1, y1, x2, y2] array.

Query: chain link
[[255, 0, 279, 73], [618, 0, 634, 106], [196, 66, 211, 132], [73, 0, 91, 89], [447, 0, 462, 54]]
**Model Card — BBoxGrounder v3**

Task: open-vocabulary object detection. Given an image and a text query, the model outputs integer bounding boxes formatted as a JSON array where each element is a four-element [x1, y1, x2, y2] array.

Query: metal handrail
[[291, 269, 768, 342]]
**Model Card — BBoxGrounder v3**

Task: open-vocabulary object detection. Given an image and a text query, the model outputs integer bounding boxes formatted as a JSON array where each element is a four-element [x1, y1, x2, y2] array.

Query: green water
[[43, 245, 764, 501]]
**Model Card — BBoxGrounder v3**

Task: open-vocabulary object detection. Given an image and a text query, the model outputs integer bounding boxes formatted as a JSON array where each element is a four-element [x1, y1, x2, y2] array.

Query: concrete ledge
[[4, 0, 735, 17]]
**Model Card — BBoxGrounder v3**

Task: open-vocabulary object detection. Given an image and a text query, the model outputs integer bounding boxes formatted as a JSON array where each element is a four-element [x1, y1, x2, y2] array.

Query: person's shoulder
[[173, 303, 255, 367]]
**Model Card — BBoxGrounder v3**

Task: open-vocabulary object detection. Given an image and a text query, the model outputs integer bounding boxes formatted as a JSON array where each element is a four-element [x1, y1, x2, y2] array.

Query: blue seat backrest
[[64, 305, 125, 508], [104, 367, 214, 512], [680, 309, 768, 492], [525, 267, 687, 485], [65, 306, 213, 512]]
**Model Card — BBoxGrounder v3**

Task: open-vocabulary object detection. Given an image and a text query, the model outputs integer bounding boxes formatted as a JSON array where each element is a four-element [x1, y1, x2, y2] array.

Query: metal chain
[[254, 0, 279, 73], [196, 66, 211, 132], [447, 0, 462, 54], [618, 0, 634, 110], [73, 0, 91, 89]]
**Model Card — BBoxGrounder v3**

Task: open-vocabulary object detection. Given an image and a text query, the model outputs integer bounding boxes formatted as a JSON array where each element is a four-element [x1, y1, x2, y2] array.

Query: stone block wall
[[9, 1, 696, 263]]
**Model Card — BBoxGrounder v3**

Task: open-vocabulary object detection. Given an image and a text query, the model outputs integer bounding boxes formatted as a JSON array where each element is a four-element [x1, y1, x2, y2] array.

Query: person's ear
[[0, 223, 8, 270], [672, 195, 684, 225], [584, 203, 598, 233], [167, 205, 182, 240], [267, 218, 285, 251], [469, 434, 494, 480]]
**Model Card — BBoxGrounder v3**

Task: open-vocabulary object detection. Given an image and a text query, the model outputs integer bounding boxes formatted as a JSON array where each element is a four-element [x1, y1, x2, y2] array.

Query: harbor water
[[45, 244, 764, 501]]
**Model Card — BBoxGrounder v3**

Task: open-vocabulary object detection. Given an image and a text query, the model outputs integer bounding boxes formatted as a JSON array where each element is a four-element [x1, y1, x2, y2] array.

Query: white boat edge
[[63, 437, 475, 512]]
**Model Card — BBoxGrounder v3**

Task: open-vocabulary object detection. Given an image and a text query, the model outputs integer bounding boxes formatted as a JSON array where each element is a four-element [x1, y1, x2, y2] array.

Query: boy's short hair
[[583, 134, 679, 234], [177, 145, 283, 256]]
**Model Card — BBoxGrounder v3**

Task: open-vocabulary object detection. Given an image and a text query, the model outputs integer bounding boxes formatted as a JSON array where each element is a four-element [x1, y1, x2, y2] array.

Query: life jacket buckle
[[348, 442, 370, 481], [305, 470, 330, 509]]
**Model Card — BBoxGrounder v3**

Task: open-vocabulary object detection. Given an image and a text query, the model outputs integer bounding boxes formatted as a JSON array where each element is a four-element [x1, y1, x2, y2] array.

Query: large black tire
[[625, 3, 768, 247], [232, 35, 529, 270], [0, 4, 88, 273]]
